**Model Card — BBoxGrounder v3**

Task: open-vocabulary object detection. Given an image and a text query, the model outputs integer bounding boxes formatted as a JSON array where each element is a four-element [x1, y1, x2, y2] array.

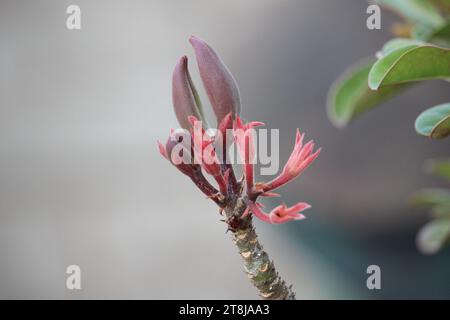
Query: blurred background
[[1, 0, 450, 299]]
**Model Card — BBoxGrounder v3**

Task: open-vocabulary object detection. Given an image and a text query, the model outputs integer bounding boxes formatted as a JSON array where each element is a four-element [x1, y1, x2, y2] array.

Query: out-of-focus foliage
[[328, 0, 450, 129], [376, 0, 445, 28], [416, 218, 450, 254], [425, 158, 450, 181], [327, 59, 407, 127], [328, 0, 450, 254], [415, 103, 450, 139], [368, 44, 450, 90], [411, 159, 450, 254]]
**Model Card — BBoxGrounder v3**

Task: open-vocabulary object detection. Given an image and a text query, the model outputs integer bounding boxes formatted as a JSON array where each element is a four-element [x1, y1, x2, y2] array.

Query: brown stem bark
[[224, 198, 296, 300]]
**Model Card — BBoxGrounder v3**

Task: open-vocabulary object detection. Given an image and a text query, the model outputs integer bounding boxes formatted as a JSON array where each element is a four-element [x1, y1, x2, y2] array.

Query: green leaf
[[415, 103, 450, 139], [368, 45, 450, 90], [425, 158, 450, 181], [376, 0, 445, 28], [411, 188, 450, 219], [430, 0, 450, 14], [327, 59, 408, 127], [431, 205, 450, 218], [411, 188, 450, 208], [369, 44, 420, 89], [377, 38, 424, 57], [417, 218, 450, 254], [428, 22, 450, 46], [411, 23, 435, 41], [412, 21, 450, 45]]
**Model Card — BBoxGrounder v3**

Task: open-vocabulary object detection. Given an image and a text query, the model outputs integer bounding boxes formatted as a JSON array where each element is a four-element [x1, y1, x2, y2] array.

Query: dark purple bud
[[189, 36, 241, 124], [172, 56, 206, 129]]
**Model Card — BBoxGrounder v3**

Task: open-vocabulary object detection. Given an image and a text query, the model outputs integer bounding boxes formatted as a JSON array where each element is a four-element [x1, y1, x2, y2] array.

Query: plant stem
[[225, 199, 296, 300]]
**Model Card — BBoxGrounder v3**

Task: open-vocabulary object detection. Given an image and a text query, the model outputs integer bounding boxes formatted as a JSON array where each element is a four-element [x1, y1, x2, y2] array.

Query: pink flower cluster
[[158, 36, 320, 224]]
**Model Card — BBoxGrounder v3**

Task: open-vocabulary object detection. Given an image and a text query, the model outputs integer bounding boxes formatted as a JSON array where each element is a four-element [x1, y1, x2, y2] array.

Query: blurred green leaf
[[376, 0, 445, 28], [415, 103, 450, 139], [430, 0, 450, 14], [327, 59, 407, 127], [431, 205, 450, 218], [410, 188, 450, 208], [378, 38, 424, 57], [411, 23, 433, 41], [368, 45, 450, 90], [412, 188, 450, 220], [425, 158, 450, 181], [428, 22, 450, 46], [417, 218, 450, 254]]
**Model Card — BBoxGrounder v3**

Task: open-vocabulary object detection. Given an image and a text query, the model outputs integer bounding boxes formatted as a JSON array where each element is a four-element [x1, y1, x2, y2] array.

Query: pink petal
[[241, 206, 250, 218], [218, 112, 233, 135], [157, 140, 168, 159], [249, 202, 271, 223], [270, 213, 306, 224], [260, 192, 281, 198], [283, 202, 311, 216]]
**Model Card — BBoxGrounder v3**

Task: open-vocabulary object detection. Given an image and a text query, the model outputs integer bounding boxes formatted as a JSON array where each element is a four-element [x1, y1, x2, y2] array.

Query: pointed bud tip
[[178, 55, 188, 64], [189, 36, 211, 54], [189, 35, 204, 46], [173, 55, 188, 77]]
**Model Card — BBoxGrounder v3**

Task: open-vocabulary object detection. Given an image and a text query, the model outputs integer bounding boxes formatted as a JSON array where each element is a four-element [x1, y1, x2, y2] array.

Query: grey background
[[0, 0, 449, 299]]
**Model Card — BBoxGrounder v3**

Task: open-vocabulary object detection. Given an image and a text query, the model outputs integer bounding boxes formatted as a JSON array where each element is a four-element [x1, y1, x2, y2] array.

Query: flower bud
[[189, 36, 241, 124], [172, 56, 205, 129]]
